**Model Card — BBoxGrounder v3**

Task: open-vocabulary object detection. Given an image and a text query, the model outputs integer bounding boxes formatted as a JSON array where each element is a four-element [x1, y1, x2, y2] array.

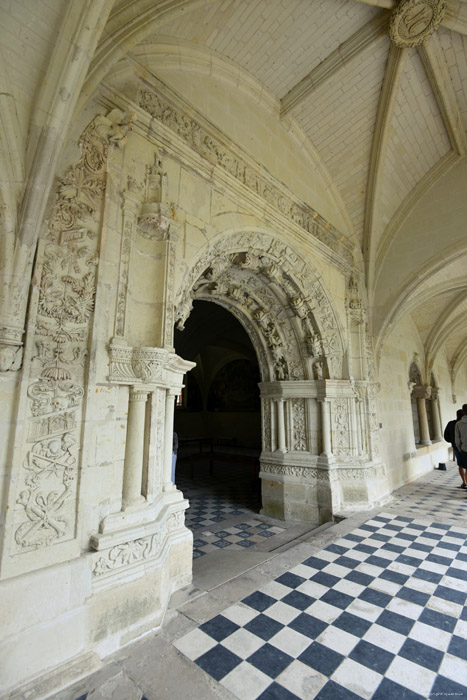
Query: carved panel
[[13, 110, 133, 552], [292, 399, 307, 451], [389, 0, 446, 47], [331, 399, 350, 456]]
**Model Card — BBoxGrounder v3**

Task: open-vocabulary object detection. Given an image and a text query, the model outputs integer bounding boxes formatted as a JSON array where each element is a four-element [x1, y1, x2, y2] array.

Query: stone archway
[[174, 231, 386, 524]]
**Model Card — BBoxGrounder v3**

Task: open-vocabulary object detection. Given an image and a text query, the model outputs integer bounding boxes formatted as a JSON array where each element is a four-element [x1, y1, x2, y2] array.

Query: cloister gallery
[[1, 0, 467, 696]]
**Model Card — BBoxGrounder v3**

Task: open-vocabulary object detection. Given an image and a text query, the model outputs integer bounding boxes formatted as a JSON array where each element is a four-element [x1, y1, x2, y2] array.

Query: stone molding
[[132, 78, 354, 267], [260, 461, 386, 482]]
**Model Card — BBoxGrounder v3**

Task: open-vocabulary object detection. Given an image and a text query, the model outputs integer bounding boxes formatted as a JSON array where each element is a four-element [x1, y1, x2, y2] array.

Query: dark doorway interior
[[173, 300, 262, 533]]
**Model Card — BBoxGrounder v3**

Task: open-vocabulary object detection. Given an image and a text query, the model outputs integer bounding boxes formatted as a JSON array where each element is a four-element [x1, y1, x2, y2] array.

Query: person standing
[[445, 409, 466, 488], [455, 405, 467, 476]]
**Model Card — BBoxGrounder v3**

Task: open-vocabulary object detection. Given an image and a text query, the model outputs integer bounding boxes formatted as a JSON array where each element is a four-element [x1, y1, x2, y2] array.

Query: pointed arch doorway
[[173, 300, 263, 550]]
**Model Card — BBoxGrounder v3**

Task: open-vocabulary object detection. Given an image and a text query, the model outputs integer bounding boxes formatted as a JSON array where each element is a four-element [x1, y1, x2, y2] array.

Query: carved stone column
[[413, 385, 432, 446], [122, 387, 150, 508], [163, 389, 177, 491], [430, 388, 442, 441], [318, 399, 332, 457], [276, 399, 287, 453]]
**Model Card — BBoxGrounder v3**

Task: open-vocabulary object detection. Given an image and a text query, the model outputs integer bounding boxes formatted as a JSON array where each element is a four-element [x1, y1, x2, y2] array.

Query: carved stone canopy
[[389, 0, 446, 48]]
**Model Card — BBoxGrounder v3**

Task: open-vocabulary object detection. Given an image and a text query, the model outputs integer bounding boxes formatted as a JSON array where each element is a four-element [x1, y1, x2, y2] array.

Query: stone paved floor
[[38, 462, 467, 699]]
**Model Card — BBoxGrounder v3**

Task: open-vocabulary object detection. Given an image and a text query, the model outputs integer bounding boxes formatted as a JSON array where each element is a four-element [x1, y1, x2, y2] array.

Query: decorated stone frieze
[[12, 110, 133, 552], [138, 84, 354, 266], [389, 0, 446, 48], [91, 507, 186, 581]]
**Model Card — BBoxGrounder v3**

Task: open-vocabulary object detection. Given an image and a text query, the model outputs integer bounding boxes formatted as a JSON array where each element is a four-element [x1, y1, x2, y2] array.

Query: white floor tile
[[386, 597, 423, 620], [275, 659, 328, 698], [221, 661, 271, 700], [333, 579, 365, 598], [332, 658, 382, 699], [264, 601, 301, 625], [306, 600, 343, 623], [322, 563, 352, 578], [370, 578, 401, 596], [269, 626, 311, 658], [222, 603, 259, 626], [297, 580, 329, 599], [408, 621, 452, 652], [259, 581, 293, 600], [222, 628, 265, 659], [438, 653, 467, 683], [316, 625, 359, 655], [346, 598, 382, 622], [363, 624, 406, 653], [426, 596, 462, 618], [386, 656, 437, 697], [454, 619, 467, 640], [173, 628, 217, 660]]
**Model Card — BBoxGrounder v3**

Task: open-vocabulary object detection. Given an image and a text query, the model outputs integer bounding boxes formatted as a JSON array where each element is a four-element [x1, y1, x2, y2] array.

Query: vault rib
[[418, 33, 467, 156], [363, 42, 405, 299], [280, 12, 390, 117]]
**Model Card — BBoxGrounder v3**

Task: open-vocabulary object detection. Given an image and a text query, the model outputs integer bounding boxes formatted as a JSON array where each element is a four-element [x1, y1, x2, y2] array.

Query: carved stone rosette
[[389, 0, 446, 47], [12, 110, 133, 553]]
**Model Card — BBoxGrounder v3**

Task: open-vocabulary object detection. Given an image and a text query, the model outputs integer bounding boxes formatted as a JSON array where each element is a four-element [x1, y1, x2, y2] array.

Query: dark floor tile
[[199, 615, 240, 642], [334, 555, 360, 570], [342, 533, 364, 543], [379, 569, 408, 585], [396, 586, 430, 607], [426, 553, 454, 568], [333, 611, 372, 637], [298, 641, 344, 676], [411, 568, 442, 584], [437, 541, 461, 551], [370, 534, 391, 542], [382, 543, 405, 554], [434, 584, 467, 605], [242, 591, 278, 613], [395, 554, 421, 568], [358, 587, 391, 609], [195, 644, 242, 681], [360, 524, 379, 532], [244, 614, 283, 641], [431, 675, 467, 697], [320, 589, 354, 610], [372, 678, 426, 700], [447, 566, 467, 581], [408, 542, 432, 553], [326, 544, 348, 555], [281, 590, 315, 611], [314, 680, 365, 700], [345, 570, 374, 586], [354, 543, 378, 554], [447, 634, 467, 660], [376, 609, 414, 635], [257, 682, 301, 700], [419, 608, 457, 633], [366, 555, 391, 569], [398, 638, 443, 671], [275, 572, 306, 589], [349, 640, 394, 674], [301, 555, 329, 570], [288, 612, 328, 639], [247, 643, 293, 678], [311, 572, 340, 589]]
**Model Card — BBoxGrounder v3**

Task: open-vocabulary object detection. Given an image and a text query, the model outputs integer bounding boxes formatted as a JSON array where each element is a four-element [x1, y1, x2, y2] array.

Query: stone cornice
[[97, 78, 355, 271]]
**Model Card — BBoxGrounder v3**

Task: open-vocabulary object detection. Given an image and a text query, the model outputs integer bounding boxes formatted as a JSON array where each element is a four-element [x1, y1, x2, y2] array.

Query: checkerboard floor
[[174, 507, 467, 700], [192, 520, 286, 558]]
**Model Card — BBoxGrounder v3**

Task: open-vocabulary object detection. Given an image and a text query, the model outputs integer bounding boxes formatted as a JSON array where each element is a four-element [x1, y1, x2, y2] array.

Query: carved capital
[[138, 203, 171, 240], [0, 324, 24, 372]]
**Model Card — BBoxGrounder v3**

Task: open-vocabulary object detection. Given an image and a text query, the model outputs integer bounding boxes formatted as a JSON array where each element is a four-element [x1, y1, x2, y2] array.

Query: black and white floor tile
[[192, 520, 286, 558], [174, 511, 467, 700]]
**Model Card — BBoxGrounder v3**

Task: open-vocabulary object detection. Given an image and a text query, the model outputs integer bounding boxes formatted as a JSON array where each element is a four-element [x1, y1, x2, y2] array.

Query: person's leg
[[453, 447, 467, 486]]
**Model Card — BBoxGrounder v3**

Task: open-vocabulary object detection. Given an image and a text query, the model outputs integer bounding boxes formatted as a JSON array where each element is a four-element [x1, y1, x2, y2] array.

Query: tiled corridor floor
[[40, 462, 467, 700]]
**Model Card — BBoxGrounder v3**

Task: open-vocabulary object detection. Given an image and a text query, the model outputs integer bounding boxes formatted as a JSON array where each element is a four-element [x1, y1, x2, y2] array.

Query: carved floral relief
[[13, 110, 133, 551]]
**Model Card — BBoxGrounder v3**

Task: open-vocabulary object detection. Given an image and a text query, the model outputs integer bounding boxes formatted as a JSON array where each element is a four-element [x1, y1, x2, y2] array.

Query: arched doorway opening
[[174, 300, 263, 557]]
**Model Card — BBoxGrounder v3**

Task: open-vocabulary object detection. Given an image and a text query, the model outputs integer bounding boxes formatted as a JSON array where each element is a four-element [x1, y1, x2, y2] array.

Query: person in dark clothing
[[444, 409, 466, 488]]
